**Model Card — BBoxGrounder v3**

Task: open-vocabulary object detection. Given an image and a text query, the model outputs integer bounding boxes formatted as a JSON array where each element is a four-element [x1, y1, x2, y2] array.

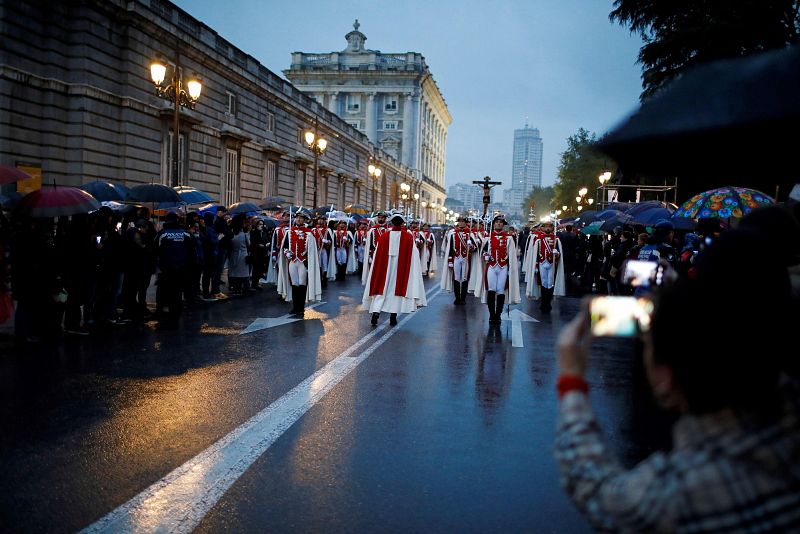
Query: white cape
[[362, 230, 428, 314], [473, 235, 522, 304], [276, 229, 322, 303], [525, 236, 565, 299]]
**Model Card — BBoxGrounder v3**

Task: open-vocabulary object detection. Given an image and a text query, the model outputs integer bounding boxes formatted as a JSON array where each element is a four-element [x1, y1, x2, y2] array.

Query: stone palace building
[[0, 0, 446, 219], [285, 20, 451, 217]]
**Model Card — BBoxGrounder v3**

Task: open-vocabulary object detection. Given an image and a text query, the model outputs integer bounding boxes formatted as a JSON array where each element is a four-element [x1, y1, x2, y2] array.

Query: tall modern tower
[[503, 124, 543, 217]]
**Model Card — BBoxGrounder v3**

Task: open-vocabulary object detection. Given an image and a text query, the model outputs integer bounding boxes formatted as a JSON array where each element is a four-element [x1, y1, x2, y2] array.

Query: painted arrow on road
[[240, 302, 325, 335], [510, 309, 539, 348]]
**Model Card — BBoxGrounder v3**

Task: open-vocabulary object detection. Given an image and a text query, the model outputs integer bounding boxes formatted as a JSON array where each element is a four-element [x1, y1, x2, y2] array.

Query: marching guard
[[354, 219, 369, 275], [362, 214, 427, 326], [265, 210, 290, 285], [420, 222, 438, 276], [361, 210, 389, 285], [524, 220, 564, 312], [312, 215, 336, 285], [440, 215, 476, 305], [333, 220, 357, 280], [277, 211, 322, 316], [473, 214, 521, 324]]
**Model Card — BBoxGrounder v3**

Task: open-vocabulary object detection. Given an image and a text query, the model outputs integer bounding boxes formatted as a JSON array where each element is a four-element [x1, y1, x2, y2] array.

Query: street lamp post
[[368, 159, 382, 211], [399, 182, 410, 213], [304, 116, 328, 209], [413, 193, 420, 218], [150, 52, 202, 187], [576, 187, 594, 212], [597, 171, 612, 209]]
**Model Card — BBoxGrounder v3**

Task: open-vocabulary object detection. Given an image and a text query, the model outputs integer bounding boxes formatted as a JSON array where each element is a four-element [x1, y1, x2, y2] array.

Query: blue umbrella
[[130, 183, 182, 204], [627, 200, 675, 218], [227, 202, 262, 216], [174, 186, 214, 206], [630, 207, 675, 226], [79, 181, 134, 202]]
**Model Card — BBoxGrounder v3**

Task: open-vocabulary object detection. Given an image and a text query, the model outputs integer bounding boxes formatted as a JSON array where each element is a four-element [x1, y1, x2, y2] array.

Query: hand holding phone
[[589, 296, 654, 337], [621, 259, 660, 288]]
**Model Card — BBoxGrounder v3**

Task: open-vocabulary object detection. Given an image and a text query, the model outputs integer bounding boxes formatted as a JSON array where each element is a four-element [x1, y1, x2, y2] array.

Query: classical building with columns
[[284, 21, 451, 215], [1, 1, 442, 219]]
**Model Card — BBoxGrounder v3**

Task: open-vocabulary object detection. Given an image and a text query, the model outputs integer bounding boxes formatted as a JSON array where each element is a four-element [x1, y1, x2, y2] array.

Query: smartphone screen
[[621, 259, 660, 288], [590, 296, 654, 337], [95, 236, 102, 244]]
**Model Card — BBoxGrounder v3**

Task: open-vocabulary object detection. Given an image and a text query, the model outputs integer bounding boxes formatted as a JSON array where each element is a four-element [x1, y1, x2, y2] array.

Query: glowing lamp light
[[186, 78, 202, 100], [317, 138, 327, 151], [150, 61, 166, 85], [304, 131, 315, 146]]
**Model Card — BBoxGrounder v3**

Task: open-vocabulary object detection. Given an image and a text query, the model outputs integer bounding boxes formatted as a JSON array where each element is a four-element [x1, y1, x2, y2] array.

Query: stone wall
[[0, 0, 412, 210]]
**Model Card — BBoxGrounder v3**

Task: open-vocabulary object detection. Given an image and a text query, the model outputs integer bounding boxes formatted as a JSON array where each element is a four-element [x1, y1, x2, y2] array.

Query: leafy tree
[[611, 0, 800, 100], [522, 186, 555, 221], [553, 128, 612, 216]]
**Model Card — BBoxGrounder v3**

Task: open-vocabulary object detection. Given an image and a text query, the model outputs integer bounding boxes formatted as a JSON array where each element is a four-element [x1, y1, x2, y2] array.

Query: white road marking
[[240, 301, 325, 335], [510, 309, 539, 348], [82, 288, 441, 534]]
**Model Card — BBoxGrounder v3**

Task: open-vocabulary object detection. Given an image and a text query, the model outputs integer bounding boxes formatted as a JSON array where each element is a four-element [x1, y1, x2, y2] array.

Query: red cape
[[369, 228, 413, 297]]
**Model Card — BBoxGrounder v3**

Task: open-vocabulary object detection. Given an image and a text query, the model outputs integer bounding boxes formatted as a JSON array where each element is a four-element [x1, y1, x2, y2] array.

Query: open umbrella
[[599, 212, 634, 232], [344, 204, 370, 215], [0, 191, 23, 210], [0, 165, 32, 185], [626, 200, 675, 217], [227, 202, 262, 216], [672, 186, 774, 220], [79, 181, 133, 202], [14, 184, 101, 218], [260, 196, 288, 210], [629, 207, 674, 226], [174, 186, 214, 206], [130, 183, 182, 204], [598, 45, 800, 197], [580, 221, 604, 235], [315, 205, 336, 215], [255, 215, 279, 229]]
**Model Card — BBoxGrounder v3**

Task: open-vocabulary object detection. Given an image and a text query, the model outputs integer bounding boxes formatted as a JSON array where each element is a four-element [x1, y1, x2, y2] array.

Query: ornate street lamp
[[598, 171, 612, 209], [368, 159, 382, 210], [150, 54, 202, 187], [304, 116, 328, 208]]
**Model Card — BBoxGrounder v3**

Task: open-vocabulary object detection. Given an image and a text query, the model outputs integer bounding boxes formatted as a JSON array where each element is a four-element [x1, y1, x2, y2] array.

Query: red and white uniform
[[334, 227, 357, 273], [440, 227, 476, 290], [276, 225, 322, 304], [524, 233, 565, 298], [312, 224, 334, 280], [355, 226, 368, 264], [474, 232, 521, 304], [265, 222, 289, 284], [362, 226, 427, 314], [420, 230, 438, 275], [360, 222, 390, 285]]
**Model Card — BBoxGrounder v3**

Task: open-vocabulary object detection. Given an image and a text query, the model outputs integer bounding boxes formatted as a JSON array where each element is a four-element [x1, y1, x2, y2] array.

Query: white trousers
[[453, 256, 469, 282], [336, 247, 348, 265], [540, 260, 554, 289], [486, 265, 508, 293], [320, 249, 329, 271], [289, 260, 308, 286], [357, 245, 365, 262]]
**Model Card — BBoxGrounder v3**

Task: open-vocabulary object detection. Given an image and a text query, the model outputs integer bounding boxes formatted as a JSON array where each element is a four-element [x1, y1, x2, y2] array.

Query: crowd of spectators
[[0, 206, 277, 341]]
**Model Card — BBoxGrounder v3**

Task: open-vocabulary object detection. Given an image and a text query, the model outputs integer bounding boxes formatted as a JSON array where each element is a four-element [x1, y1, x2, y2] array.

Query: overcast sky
[[172, 0, 644, 194]]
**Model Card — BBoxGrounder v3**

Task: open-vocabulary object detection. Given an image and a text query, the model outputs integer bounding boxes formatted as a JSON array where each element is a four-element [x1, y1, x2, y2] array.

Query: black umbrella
[[260, 196, 288, 210], [130, 183, 182, 204], [79, 181, 134, 202], [227, 202, 262, 216], [599, 45, 800, 196]]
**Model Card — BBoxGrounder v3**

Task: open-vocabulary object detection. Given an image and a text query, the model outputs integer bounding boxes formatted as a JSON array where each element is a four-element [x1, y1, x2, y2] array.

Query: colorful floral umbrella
[[672, 186, 774, 220], [0, 165, 32, 185], [14, 185, 101, 218]]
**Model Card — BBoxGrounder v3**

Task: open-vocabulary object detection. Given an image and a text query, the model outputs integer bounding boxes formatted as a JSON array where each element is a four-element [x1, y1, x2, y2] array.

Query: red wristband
[[557, 375, 589, 398]]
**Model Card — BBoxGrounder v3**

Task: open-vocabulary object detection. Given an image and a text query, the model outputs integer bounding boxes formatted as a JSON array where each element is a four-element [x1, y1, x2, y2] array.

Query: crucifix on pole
[[472, 176, 502, 218]]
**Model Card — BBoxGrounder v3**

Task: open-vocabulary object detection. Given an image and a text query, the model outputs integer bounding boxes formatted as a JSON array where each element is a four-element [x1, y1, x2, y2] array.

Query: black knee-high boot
[[296, 285, 306, 315], [453, 281, 461, 305], [495, 293, 506, 323], [460, 280, 469, 304], [487, 290, 496, 323], [541, 287, 553, 312]]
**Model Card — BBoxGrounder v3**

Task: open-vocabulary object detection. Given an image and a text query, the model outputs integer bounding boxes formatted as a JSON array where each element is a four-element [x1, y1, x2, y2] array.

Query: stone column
[[402, 93, 413, 166], [365, 92, 377, 142], [328, 92, 339, 114], [409, 94, 420, 171]]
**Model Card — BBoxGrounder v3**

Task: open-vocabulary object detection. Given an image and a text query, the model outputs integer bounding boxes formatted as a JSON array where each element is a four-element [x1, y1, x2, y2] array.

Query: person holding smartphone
[[553, 228, 799, 532]]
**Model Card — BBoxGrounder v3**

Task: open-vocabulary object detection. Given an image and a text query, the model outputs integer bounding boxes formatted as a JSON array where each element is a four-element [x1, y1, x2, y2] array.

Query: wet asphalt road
[[0, 275, 671, 533]]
